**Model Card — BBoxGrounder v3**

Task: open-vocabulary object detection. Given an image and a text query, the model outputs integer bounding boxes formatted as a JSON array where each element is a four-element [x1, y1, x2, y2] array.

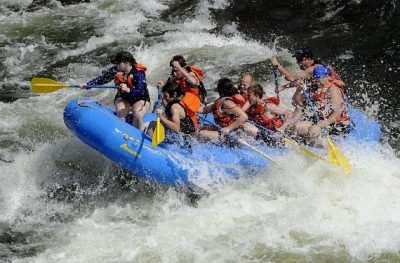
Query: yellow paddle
[[284, 137, 326, 161], [151, 86, 165, 147], [326, 136, 352, 175], [31, 77, 117, 93], [249, 121, 351, 174]]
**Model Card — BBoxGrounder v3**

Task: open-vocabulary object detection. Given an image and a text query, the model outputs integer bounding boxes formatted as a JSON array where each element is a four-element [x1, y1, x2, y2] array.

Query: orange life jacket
[[114, 63, 147, 88], [212, 94, 246, 128], [310, 78, 350, 123], [180, 92, 200, 129], [246, 96, 283, 130]]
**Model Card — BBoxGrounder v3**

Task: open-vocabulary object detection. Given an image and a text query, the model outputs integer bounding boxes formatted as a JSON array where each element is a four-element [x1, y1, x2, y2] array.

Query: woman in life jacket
[[197, 78, 255, 144], [293, 65, 350, 142], [148, 82, 197, 138], [82, 51, 150, 131], [164, 55, 207, 105]]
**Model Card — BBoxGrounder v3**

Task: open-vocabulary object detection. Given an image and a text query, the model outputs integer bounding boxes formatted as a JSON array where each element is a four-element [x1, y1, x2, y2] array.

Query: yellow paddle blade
[[151, 117, 165, 147], [284, 138, 325, 161], [31, 77, 70, 93], [326, 136, 352, 175]]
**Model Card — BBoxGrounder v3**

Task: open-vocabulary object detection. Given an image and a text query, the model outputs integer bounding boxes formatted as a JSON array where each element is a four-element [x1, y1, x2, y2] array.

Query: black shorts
[[114, 93, 150, 105]]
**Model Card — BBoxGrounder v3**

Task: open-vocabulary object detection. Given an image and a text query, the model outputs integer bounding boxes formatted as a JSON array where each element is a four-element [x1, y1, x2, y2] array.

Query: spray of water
[[0, 0, 399, 262]]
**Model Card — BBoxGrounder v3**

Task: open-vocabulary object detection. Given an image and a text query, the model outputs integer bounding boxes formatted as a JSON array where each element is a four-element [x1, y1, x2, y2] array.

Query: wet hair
[[162, 81, 184, 98], [170, 55, 187, 67], [217, 78, 238, 97], [111, 51, 136, 65], [248, 84, 265, 99], [293, 47, 313, 62]]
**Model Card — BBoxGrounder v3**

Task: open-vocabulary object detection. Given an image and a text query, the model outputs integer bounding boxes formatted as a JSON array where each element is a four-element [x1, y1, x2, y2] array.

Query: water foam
[[1, 0, 400, 262]]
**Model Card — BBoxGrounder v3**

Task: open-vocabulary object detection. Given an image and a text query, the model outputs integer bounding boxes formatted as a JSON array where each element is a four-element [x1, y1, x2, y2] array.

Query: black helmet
[[111, 51, 135, 64], [292, 47, 313, 61]]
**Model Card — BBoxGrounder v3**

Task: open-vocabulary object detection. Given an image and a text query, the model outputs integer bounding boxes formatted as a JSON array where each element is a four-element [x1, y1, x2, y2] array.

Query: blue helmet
[[313, 65, 330, 79]]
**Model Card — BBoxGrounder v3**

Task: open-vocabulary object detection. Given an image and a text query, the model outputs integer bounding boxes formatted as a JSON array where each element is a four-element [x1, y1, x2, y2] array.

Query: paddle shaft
[[248, 120, 326, 161], [71, 85, 117, 89], [272, 65, 279, 95], [199, 116, 280, 166]]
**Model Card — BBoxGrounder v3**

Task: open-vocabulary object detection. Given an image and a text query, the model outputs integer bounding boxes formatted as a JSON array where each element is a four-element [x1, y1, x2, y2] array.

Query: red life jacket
[[310, 78, 350, 123], [212, 94, 246, 128], [246, 96, 283, 130], [114, 63, 147, 88], [175, 65, 205, 100], [240, 90, 249, 102]]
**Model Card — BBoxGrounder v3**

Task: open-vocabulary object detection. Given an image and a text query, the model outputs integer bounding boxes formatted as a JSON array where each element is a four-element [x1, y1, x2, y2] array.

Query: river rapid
[[1, 0, 400, 262]]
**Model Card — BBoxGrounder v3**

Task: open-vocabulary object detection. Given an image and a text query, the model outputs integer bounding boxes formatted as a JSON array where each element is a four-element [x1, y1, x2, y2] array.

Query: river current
[[0, 0, 400, 262]]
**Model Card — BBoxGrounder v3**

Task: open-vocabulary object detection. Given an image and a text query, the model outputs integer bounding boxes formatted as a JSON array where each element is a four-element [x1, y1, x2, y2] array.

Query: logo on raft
[[120, 143, 141, 158]]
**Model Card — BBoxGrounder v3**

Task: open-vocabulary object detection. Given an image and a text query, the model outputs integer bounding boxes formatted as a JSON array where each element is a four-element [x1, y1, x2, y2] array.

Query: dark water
[[3, 0, 398, 147], [212, 0, 400, 149]]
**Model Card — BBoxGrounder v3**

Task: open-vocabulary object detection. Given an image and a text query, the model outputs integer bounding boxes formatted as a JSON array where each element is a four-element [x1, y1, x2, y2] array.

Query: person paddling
[[292, 65, 350, 143], [198, 78, 256, 145], [270, 47, 323, 106], [147, 83, 197, 145], [163, 55, 207, 105], [81, 51, 150, 131]]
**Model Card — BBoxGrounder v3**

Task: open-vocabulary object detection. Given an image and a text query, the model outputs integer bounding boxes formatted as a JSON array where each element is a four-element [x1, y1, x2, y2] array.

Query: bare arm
[[172, 61, 199, 86], [159, 104, 183, 133], [271, 57, 312, 81], [223, 100, 248, 132], [242, 100, 250, 112], [277, 106, 302, 132]]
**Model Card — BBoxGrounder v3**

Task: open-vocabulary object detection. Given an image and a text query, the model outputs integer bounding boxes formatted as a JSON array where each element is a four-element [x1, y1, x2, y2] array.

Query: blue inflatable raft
[[64, 98, 381, 186]]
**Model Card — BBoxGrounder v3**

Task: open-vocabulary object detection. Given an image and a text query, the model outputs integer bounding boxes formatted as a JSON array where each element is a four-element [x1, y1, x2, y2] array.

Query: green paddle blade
[[151, 117, 165, 147], [326, 136, 352, 175], [31, 77, 70, 93]]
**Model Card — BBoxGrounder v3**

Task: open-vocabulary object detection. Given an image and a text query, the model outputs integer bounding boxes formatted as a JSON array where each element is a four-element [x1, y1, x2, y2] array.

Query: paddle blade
[[31, 77, 69, 93], [326, 136, 352, 175], [151, 118, 165, 147]]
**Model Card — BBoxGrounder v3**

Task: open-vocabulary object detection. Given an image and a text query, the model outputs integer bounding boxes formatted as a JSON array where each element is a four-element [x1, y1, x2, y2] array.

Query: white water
[[0, 0, 399, 262]]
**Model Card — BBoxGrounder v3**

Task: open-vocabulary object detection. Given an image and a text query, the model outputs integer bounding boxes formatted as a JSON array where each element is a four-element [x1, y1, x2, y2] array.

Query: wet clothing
[[212, 94, 246, 128], [87, 65, 150, 105], [164, 65, 207, 104], [165, 100, 196, 134], [308, 78, 350, 125], [246, 96, 283, 131]]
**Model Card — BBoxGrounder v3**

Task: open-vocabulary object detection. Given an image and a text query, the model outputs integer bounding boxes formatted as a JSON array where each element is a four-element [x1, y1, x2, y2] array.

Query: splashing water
[[0, 0, 399, 262]]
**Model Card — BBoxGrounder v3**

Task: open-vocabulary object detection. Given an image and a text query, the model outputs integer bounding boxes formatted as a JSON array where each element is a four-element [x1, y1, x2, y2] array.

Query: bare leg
[[132, 100, 150, 131], [115, 98, 131, 120]]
